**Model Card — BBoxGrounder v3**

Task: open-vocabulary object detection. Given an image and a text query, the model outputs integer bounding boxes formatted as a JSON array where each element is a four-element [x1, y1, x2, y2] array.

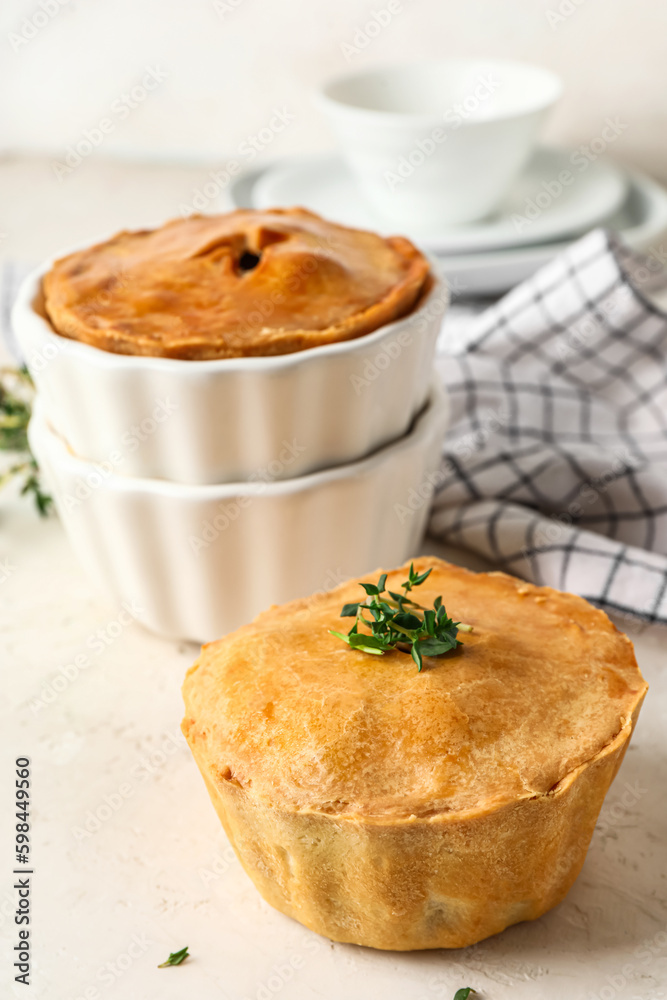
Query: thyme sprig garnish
[[158, 946, 189, 968], [0, 366, 51, 516], [330, 563, 472, 671]]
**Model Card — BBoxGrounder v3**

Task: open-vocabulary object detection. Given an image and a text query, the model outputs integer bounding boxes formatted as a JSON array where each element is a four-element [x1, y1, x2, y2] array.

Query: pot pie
[[42, 208, 431, 360], [181, 557, 647, 950]]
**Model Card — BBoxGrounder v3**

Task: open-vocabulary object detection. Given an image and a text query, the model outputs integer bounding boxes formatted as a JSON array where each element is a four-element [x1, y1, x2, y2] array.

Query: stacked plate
[[13, 255, 450, 642], [222, 148, 667, 297]]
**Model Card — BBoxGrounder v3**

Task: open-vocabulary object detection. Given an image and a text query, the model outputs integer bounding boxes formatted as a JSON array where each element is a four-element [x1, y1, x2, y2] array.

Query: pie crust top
[[182, 557, 647, 821], [42, 207, 431, 360]]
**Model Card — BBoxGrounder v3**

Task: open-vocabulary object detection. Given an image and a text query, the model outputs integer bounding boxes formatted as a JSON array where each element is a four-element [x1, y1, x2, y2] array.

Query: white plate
[[435, 171, 667, 295], [222, 166, 667, 296], [252, 148, 627, 254]]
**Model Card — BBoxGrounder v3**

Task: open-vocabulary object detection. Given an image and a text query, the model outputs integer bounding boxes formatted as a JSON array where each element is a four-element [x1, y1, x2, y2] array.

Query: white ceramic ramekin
[[316, 59, 562, 230], [13, 259, 446, 485], [29, 382, 449, 643]]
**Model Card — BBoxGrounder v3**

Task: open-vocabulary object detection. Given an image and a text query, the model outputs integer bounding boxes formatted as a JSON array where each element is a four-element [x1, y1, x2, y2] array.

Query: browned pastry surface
[[43, 207, 431, 360], [182, 557, 647, 949]]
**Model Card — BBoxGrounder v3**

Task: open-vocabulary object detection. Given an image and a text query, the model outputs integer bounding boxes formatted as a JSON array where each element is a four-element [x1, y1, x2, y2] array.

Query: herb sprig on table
[[330, 563, 471, 671], [158, 946, 189, 968], [0, 366, 51, 515]]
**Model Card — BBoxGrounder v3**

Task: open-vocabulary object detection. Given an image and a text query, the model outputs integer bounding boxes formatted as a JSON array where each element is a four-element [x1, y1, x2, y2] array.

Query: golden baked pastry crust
[[182, 557, 647, 949], [42, 208, 431, 360]]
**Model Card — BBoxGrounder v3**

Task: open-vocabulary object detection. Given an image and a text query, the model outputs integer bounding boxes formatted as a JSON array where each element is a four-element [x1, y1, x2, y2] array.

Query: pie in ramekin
[[42, 207, 431, 360], [181, 556, 647, 950]]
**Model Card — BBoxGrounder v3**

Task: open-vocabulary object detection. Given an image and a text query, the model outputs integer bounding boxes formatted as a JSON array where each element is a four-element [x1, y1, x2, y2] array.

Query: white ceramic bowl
[[316, 59, 562, 231], [29, 383, 449, 643], [13, 259, 446, 486]]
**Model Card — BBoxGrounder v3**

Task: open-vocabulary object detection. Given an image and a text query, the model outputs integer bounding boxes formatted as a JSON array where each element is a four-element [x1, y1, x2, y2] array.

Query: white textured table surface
[[1, 158, 666, 1000]]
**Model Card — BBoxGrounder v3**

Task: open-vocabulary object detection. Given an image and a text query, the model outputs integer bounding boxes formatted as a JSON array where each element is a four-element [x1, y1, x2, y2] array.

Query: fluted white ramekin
[[14, 258, 447, 485], [29, 382, 449, 642]]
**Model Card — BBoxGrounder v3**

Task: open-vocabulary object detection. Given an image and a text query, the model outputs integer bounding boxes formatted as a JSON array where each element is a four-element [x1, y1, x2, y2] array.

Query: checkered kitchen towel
[[430, 228, 667, 628]]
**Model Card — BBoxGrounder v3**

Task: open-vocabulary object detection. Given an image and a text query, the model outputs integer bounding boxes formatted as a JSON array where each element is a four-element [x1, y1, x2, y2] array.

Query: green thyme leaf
[[346, 632, 391, 652], [402, 562, 433, 592], [158, 946, 189, 968], [393, 612, 422, 631], [329, 629, 354, 644], [419, 635, 458, 656], [331, 566, 471, 671], [350, 643, 385, 655], [453, 989, 476, 1000], [330, 630, 388, 654], [0, 367, 51, 516]]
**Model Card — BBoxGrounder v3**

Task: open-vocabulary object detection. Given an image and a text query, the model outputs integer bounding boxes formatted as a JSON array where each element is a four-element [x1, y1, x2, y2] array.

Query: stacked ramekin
[[14, 252, 449, 642]]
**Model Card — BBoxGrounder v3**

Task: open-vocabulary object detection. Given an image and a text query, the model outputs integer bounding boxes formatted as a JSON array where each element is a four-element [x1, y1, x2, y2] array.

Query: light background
[[2, 5, 667, 999], [1, 0, 667, 180]]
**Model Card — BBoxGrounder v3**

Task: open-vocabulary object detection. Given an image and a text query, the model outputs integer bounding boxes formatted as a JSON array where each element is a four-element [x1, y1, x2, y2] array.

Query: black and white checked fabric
[[430, 228, 667, 627]]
